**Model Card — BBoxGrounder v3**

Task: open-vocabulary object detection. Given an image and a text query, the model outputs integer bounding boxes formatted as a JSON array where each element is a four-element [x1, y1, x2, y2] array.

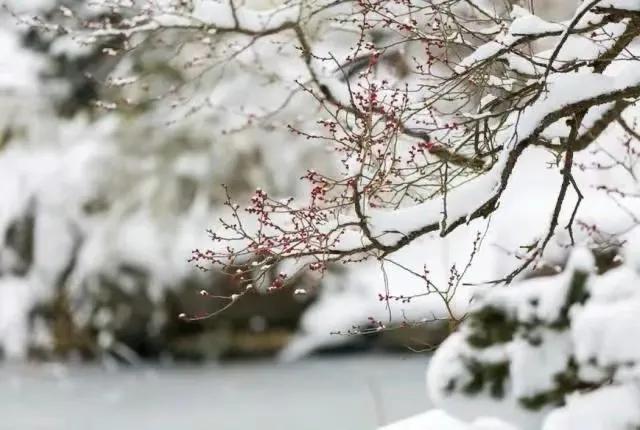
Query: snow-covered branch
[[187, 1, 640, 293]]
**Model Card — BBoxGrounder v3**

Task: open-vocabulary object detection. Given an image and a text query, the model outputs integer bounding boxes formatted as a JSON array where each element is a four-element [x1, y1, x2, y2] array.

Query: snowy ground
[[0, 353, 430, 430]]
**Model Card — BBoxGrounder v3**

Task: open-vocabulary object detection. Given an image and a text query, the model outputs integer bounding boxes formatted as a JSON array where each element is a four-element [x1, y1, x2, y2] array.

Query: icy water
[[0, 353, 430, 430]]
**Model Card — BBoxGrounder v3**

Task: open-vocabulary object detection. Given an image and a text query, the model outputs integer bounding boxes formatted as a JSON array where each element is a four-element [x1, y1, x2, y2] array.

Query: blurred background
[[0, 0, 582, 429]]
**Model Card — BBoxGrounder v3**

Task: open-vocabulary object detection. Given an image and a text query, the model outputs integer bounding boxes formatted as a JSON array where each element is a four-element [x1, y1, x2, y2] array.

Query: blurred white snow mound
[[378, 410, 518, 430], [423, 244, 640, 430], [542, 384, 640, 430]]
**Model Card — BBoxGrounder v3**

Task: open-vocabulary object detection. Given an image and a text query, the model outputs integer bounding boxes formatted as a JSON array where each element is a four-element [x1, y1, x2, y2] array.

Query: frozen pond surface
[[0, 353, 430, 430]]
